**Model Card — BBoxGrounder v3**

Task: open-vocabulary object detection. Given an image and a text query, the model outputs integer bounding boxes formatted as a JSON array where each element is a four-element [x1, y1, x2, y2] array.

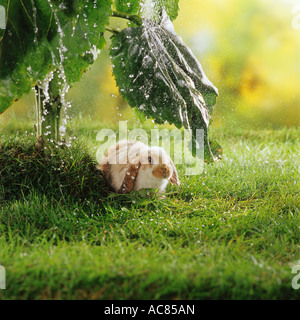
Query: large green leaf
[[113, 0, 140, 15], [139, 0, 179, 21], [113, 0, 179, 22], [110, 10, 221, 162], [0, 0, 111, 114]]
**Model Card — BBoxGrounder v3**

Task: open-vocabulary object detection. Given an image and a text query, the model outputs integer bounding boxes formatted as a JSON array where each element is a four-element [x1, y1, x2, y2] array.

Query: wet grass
[[0, 120, 299, 299]]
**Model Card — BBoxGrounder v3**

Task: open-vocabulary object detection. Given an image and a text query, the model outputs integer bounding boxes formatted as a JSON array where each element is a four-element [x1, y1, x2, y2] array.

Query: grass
[[0, 119, 299, 299]]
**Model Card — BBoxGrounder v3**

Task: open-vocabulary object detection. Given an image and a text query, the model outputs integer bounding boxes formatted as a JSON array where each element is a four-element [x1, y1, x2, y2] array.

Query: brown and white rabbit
[[97, 140, 180, 194]]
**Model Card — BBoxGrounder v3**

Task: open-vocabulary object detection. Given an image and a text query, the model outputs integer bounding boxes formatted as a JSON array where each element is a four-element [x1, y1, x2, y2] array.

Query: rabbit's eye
[[148, 156, 154, 164]]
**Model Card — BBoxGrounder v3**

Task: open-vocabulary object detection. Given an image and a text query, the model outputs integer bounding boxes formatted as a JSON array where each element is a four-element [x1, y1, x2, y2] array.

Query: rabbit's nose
[[152, 164, 171, 179], [160, 164, 170, 178], [163, 168, 170, 178]]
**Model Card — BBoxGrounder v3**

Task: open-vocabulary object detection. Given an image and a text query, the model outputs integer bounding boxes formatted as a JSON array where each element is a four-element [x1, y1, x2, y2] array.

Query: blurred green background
[[1, 0, 299, 129]]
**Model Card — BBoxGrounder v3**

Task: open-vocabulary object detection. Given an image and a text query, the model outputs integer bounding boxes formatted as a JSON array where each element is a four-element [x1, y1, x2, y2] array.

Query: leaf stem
[[105, 27, 119, 35], [110, 11, 143, 26]]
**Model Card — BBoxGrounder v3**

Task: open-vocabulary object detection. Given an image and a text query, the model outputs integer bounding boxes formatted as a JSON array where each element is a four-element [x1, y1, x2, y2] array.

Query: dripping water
[[42, 0, 71, 145]]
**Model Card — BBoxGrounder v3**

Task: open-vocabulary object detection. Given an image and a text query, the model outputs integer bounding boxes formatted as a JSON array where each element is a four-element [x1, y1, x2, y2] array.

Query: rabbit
[[97, 140, 180, 194]]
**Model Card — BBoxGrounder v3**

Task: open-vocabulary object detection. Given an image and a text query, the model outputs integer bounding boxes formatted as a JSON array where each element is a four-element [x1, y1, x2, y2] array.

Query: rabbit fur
[[97, 140, 180, 194]]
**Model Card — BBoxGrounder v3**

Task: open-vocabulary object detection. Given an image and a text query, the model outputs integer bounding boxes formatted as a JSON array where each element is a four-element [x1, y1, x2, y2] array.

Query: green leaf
[[0, 0, 112, 114], [140, 0, 179, 21], [110, 10, 221, 162], [113, 0, 140, 15], [113, 0, 179, 21]]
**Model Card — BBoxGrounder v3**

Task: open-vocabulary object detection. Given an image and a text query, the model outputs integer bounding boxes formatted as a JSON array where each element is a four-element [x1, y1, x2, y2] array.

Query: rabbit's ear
[[169, 159, 180, 186], [118, 162, 141, 194]]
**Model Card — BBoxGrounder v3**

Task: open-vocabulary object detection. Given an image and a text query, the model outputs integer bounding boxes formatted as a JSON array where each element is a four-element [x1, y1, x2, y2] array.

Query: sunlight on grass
[[0, 120, 299, 299]]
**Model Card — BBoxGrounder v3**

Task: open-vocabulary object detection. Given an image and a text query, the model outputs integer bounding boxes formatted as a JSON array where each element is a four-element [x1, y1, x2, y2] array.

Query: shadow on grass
[[0, 139, 171, 243], [0, 140, 112, 205]]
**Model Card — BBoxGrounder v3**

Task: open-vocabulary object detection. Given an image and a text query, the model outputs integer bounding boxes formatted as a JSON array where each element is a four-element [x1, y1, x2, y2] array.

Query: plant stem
[[105, 27, 119, 35], [110, 11, 143, 26], [34, 72, 62, 150], [35, 85, 42, 138]]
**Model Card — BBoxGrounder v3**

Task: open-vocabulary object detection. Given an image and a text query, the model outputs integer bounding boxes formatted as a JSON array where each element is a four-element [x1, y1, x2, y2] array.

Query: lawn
[[0, 120, 299, 299]]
